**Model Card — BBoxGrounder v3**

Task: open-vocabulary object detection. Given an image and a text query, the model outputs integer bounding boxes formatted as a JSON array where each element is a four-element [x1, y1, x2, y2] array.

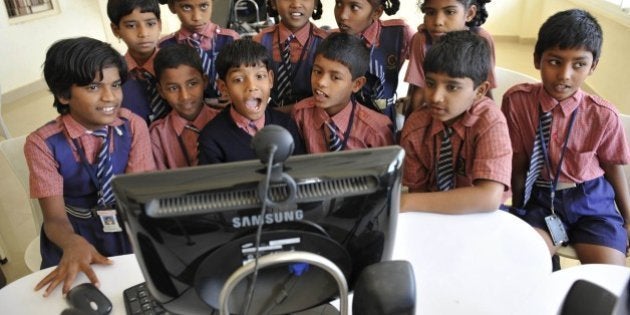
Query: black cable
[[242, 146, 277, 315]]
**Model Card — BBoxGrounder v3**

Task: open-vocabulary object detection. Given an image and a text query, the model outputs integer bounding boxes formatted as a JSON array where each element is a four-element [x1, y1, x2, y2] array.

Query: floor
[[0, 39, 613, 284]]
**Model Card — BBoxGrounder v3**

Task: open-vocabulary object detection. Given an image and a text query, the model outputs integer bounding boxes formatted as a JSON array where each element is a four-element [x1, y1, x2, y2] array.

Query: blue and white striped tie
[[93, 127, 115, 207], [325, 121, 342, 152], [276, 34, 295, 104], [140, 70, 168, 122], [436, 127, 454, 191], [187, 33, 217, 92], [522, 110, 553, 206]]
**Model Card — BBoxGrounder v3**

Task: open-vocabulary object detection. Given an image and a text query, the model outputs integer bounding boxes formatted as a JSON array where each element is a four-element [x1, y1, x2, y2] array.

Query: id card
[[545, 214, 569, 246], [96, 209, 123, 233]]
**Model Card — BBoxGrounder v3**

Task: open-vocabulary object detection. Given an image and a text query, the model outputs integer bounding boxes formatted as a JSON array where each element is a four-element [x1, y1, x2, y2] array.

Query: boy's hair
[[43, 37, 128, 115], [419, 0, 491, 28], [423, 30, 490, 87], [534, 9, 602, 62], [154, 44, 203, 82], [314, 32, 369, 79], [368, 0, 400, 16], [267, 0, 323, 21], [215, 39, 270, 81], [107, 0, 161, 26]]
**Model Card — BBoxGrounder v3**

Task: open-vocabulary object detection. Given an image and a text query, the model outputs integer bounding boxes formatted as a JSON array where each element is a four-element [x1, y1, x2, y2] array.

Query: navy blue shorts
[[40, 213, 132, 269], [518, 176, 627, 253]]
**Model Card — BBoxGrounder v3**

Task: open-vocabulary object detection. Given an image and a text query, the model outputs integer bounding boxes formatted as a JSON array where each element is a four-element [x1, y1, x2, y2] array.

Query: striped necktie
[[522, 110, 553, 206], [436, 126, 454, 191], [187, 33, 216, 92], [276, 34, 295, 104], [325, 121, 342, 152], [368, 48, 385, 99], [139, 70, 168, 122], [92, 127, 115, 207]]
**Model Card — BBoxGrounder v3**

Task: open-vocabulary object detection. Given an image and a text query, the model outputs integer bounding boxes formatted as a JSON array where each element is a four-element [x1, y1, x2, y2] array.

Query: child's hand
[[34, 237, 113, 297]]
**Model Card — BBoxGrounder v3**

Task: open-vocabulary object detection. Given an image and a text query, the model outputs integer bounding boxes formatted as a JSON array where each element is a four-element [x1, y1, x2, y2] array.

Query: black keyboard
[[123, 282, 174, 315]]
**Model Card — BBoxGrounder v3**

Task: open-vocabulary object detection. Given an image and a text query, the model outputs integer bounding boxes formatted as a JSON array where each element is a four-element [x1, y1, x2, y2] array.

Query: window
[[3, 0, 59, 23], [602, 0, 630, 12]]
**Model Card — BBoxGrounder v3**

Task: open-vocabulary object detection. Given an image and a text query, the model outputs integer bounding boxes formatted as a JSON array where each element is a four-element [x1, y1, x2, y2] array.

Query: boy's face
[[311, 55, 365, 116], [217, 63, 273, 121], [60, 67, 123, 131], [535, 46, 597, 101], [273, 0, 315, 33], [334, 0, 382, 36], [111, 8, 161, 60], [169, 0, 212, 33], [421, 0, 476, 41], [157, 65, 208, 121], [423, 71, 487, 126]]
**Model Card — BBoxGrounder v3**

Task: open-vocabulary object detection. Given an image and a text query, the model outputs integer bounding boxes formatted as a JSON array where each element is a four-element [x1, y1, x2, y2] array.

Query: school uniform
[[404, 25, 497, 90], [502, 83, 630, 253], [159, 22, 240, 102], [253, 22, 328, 108], [198, 106, 305, 164], [352, 19, 414, 124], [292, 96, 394, 154], [400, 96, 511, 193], [122, 49, 170, 124], [24, 108, 155, 268], [149, 104, 219, 170]]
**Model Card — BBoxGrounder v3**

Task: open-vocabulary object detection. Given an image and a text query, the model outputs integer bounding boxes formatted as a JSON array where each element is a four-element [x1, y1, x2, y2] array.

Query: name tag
[[96, 209, 123, 233]]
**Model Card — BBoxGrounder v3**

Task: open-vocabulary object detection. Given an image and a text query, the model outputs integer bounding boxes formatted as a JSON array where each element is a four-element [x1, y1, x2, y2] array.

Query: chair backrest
[[0, 135, 43, 233], [494, 66, 539, 105], [0, 84, 12, 139], [621, 113, 630, 188]]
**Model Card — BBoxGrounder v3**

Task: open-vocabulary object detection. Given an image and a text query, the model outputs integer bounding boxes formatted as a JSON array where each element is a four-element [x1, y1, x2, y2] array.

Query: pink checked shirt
[[400, 97, 512, 192], [292, 97, 394, 153], [25, 108, 155, 199], [149, 105, 219, 169], [502, 83, 630, 183]]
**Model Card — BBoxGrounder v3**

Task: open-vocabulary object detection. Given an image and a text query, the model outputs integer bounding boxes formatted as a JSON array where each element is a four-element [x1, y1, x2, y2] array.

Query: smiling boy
[[399, 30, 511, 214]]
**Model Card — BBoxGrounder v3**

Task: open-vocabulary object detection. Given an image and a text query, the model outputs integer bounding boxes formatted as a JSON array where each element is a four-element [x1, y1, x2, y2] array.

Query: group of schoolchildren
[[23, 0, 630, 298]]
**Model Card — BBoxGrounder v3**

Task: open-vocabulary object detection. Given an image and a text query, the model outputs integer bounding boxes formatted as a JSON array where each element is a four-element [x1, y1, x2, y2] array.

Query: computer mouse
[[66, 283, 112, 315]]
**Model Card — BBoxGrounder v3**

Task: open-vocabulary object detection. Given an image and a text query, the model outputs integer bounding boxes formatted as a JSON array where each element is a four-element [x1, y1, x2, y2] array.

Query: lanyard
[[322, 98, 357, 150], [276, 23, 312, 83], [539, 107, 578, 214]]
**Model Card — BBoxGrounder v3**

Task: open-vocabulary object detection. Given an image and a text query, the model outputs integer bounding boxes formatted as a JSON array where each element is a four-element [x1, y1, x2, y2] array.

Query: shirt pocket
[[563, 147, 596, 180]]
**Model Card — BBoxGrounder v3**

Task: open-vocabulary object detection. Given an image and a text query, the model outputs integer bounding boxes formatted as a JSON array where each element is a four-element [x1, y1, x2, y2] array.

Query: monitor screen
[[112, 146, 404, 314]]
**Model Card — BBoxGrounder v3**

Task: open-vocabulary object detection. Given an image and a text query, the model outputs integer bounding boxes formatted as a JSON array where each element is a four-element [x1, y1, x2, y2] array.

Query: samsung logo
[[232, 210, 304, 228]]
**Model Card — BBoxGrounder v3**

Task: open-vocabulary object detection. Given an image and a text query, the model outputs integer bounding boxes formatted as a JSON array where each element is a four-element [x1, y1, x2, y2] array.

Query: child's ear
[[465, 4, 477, 23], [269, 0, 277, 11], [110, 22, 120, 38], [533, 53, 543, 70], [202, 74, 210, 90], [216, 78, 228, 97], [57, 93, 71, 105], [474, 81, 490, 100], [267, 69, 274, 87], [351, 76, 367, 93], [156, 82, 166, 99], [372, 5, 384, 21]]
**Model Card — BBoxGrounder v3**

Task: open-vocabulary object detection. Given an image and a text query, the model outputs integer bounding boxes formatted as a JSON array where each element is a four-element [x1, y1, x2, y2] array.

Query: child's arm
[[400, 179, 505, 214], [602, 163, 630, 234], [34, 196, 111, 297], [511, 152, 529, 208]]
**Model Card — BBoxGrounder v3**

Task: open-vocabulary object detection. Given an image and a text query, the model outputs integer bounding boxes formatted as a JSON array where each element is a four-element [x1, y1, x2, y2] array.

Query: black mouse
[[66, 283, 112, 315]]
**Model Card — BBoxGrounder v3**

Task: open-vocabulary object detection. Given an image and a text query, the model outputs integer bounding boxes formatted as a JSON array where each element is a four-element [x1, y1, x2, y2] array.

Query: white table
[[518, 264, 630, 315], [0, 210, 552, 315], [0, 255, 143, 314], [392, 211, 552, 314]]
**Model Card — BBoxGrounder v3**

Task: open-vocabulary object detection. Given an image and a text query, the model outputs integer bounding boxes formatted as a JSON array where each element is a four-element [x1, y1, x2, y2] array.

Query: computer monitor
[[112, 146, 404, 314]]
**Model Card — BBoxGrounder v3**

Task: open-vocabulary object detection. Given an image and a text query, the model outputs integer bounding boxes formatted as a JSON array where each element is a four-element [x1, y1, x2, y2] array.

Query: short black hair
[[314, 32, 369, 79], [215, 38, 270, 80], [423, 30, 490, 87], [43, 37, 127, 115], [368, 0, 400, 15], [534, 9, 602, 63], [107, 0, 161, 26], [154, 44, 203, 82]]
